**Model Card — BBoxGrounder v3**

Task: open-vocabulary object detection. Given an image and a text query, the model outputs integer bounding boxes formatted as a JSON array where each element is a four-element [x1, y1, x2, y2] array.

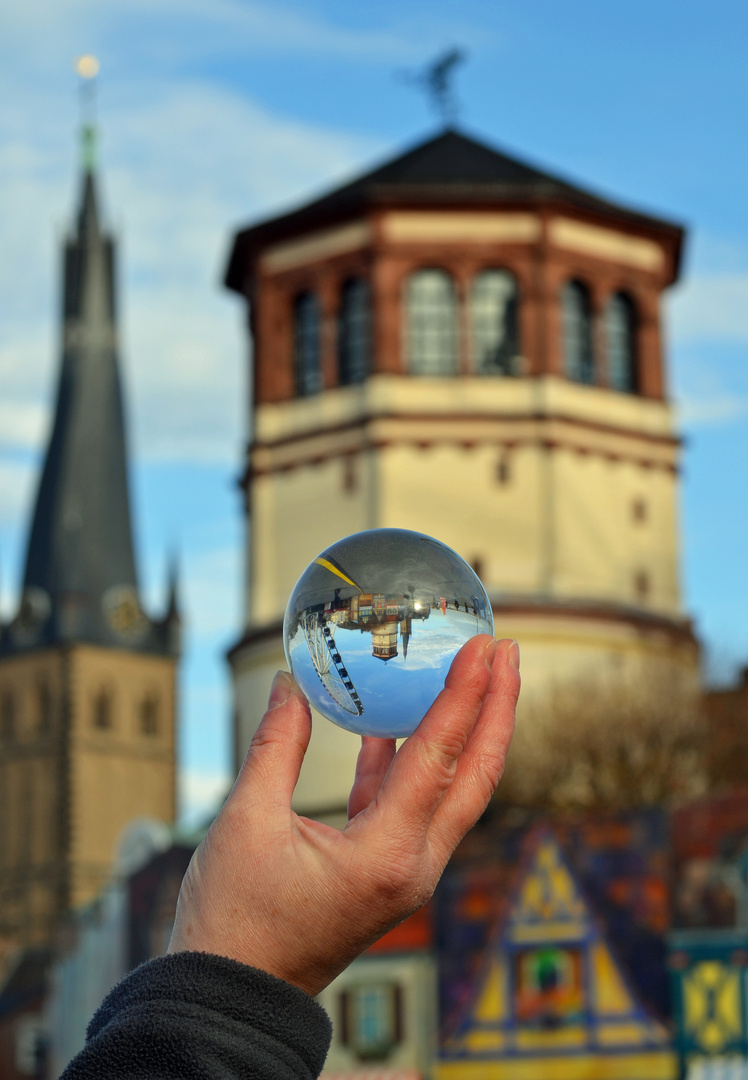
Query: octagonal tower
[[225, 129, 697, 814]]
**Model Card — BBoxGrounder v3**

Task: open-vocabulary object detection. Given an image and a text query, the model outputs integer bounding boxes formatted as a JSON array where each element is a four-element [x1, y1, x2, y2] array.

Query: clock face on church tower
[[103, 586, 146, 637]]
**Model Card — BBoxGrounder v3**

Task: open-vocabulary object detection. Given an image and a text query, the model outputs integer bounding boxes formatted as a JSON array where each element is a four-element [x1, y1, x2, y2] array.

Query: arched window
[[405, 269, 457, 375], [470, 270, 520, 375], [139, 697, 159, 737], [1, 691, 15, 741], [36, 683, 53, 734], [338, 278, 371, 386], [605, 292, 638, 393], [93, 690, 113, 731], [561, 281, 595, 385], [293, 291, 322, 396]]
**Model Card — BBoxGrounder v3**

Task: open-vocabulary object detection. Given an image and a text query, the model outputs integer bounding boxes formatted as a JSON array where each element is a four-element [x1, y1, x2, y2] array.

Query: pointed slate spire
[[158, 552, 182, 656], [3, 124, 176, 657], [165, 553, 180, 620]]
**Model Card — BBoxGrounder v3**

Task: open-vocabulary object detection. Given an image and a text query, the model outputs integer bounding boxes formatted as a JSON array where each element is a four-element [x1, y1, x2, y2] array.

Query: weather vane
[[402, 48, 467, 128], [73, 55, 100, 170]]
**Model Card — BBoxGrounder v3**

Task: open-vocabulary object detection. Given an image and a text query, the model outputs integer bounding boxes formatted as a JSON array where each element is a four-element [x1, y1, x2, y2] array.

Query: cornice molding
[[243, 408, 681, 484]]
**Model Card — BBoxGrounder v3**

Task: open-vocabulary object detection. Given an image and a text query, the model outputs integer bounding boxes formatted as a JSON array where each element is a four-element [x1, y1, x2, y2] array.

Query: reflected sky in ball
[[283, 528, 494, 738]]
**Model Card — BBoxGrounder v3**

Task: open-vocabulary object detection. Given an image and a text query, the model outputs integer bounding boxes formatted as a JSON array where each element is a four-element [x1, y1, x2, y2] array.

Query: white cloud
[[0, 0, 489, 473], [676, 393, 747, 428], [119, 0, 423, 62], [183, 543, 243, 641], [178, 766, 231, 826], [0, 400, 49, 453], [0, 459, 36, 529], [669, 273, 748, 343], [0, 67, 383, 467], [0, 0, 432, 68]]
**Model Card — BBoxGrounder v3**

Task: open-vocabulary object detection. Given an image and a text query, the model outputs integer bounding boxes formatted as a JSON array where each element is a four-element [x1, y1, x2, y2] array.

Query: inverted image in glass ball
[[283, 528, 494, 738]]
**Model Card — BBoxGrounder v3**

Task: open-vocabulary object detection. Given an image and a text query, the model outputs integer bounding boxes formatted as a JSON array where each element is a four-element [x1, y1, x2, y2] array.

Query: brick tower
[[224, 129, 698, 814]]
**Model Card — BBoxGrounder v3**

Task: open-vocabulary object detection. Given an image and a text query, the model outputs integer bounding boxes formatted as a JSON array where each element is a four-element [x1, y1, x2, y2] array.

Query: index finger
[[363, 635, 501, 845], [425, 637, 519, 861]]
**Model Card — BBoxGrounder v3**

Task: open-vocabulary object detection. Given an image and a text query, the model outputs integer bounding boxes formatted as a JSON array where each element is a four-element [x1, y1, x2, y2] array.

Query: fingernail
[[268, 670, 293, 709], [484, 637, 497, 668], [508, 640, 520, 671]]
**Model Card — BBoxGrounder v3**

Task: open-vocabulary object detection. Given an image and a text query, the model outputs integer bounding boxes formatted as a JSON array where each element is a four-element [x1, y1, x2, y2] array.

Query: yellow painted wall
[[249, 375, 681, 622], [235, 374, 694, 815], [378, 442, 544, 594], [437, 1051, 677, 1080], [251, 451, 375, 624], [0, 645, 176, 944], [0, 650, 66, 946], [68, 646, 176, 908]]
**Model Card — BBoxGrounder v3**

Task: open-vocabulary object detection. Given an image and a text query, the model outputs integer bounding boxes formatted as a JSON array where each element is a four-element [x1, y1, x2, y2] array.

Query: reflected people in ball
[[283, 528, 494, 738]]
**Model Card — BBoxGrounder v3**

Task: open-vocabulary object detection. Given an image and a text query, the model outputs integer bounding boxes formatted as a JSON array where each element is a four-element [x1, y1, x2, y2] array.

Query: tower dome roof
[[225, 128, 684, 292]]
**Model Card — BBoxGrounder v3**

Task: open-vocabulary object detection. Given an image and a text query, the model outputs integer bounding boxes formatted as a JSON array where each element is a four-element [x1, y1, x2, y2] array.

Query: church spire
[[3, 78, 177, 657]]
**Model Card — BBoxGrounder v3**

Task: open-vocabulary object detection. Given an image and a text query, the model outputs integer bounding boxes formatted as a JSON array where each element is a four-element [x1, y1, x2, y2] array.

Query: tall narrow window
[[93, 690, 113, 731], [561, 280, 595, 385], [1, 691, 15, 741], [405, 269, 457, 375], [139, 697, 159, 737], [471, 270, 520, 374], [338, 278, 371, 386], [293, 291, 322, 396], [605, 292, 638, 392], [36, 683, 53, 734]]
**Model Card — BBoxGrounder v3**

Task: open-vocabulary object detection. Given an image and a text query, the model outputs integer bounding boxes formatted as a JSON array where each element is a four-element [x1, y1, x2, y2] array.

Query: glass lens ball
[[283, 528, 494, 738]]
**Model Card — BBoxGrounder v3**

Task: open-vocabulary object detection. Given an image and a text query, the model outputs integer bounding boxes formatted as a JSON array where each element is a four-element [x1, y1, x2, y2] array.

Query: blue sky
[[1, 0, 747, 823]]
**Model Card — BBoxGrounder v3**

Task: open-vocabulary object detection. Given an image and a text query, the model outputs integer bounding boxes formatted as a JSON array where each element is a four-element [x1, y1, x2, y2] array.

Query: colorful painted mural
[[438, 825, 675, 1080]]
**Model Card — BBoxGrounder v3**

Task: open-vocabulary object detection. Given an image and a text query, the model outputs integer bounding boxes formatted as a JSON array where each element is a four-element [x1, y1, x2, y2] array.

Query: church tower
[[0, 123, 180, 952], [224, 129, 698, 814]]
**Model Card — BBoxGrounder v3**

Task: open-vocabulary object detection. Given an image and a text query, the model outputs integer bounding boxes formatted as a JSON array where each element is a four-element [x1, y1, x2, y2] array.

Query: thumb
[[231, 671, 312, 809]]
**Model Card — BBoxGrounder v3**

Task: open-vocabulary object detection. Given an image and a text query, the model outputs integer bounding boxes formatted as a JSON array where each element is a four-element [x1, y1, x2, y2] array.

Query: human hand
[[168, 635, 520, 997]]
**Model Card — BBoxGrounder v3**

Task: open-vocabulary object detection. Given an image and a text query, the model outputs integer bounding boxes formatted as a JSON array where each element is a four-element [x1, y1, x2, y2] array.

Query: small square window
[[632, 497, 647, 523], [497, 453, 511, 485], [342, 455, 357, 494], [471, 557, 484, 581], [634, 570, 650, 601]]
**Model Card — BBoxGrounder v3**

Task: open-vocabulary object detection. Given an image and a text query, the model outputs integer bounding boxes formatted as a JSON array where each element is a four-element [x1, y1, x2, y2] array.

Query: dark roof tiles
[[225, 129, 683, 290], [1, 162, 179, 657]]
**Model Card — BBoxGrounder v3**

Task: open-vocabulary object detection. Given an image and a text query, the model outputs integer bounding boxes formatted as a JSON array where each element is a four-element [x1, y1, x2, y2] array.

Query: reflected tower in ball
[[284, 529, 493, 738]]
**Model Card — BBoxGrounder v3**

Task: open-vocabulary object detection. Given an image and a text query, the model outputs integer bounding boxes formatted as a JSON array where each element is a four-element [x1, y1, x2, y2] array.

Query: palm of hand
[[169, 635, 519, 997]]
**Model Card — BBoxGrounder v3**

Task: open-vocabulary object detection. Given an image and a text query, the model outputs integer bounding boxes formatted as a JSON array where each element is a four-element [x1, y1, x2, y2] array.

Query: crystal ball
[[283, 528, 494, 738]]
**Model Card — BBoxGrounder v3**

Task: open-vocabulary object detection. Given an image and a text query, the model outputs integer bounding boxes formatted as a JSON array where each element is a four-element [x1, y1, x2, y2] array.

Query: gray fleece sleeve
[[58, 951, 333, 1080]]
